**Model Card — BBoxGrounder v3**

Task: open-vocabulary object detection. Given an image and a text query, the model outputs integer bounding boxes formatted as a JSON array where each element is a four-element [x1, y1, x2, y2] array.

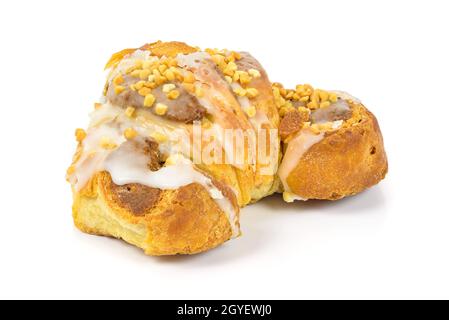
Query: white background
[[0, 0, 448, 299]]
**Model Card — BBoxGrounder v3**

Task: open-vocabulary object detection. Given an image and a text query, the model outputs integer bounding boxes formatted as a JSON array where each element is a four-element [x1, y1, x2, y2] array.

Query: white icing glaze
[[278, 129, 325, 195], [69, 102, 240, 237], [103, 141, 239, 237]]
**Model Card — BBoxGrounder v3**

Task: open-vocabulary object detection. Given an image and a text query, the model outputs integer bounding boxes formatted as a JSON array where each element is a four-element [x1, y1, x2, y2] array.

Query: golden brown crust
[[279, 109, 308, 140], [71, 41, 389, 257], [285, 103, 388, 200], [140, 41, 198, 57], [73, 171, 237, 255]]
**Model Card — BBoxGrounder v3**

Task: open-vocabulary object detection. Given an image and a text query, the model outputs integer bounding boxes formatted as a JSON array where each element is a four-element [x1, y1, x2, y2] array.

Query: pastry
[[67, 41, 387, 256], [67, 41, 280, 255], [274, 83, 388, 201]]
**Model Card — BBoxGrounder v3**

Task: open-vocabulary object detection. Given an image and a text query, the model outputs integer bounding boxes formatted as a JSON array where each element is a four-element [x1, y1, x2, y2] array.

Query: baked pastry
[[274, 83, 388, 201], [67, 41, 280, 255], [67, 41, 388, 256]]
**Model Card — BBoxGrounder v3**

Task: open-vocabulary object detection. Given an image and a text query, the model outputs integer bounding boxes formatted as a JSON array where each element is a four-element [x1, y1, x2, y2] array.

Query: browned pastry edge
[[285, 103, 388, 200], [73, 172, 238, 255]]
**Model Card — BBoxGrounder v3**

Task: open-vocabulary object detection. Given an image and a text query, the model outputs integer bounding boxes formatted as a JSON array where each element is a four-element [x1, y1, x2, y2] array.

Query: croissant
[[274, 84, 388, 202], [67, 41, 387, 255]]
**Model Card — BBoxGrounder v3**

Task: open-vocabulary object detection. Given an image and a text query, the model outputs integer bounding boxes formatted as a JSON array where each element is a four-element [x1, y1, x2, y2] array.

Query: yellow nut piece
[[134, 81, 145, 90], [184, 71, 196, 83], [155, 103, 168, 115], [124, 128, 138, 140], [167, 90, 180, 100], [246, 105, 257, 118], [162, 83, 176, 93], [130, 70, 141, 78], [329, 93, 338, 103], [113, 74, 124, 86], [320, 101, 331, 108], [125, 106, 135, 118], [75, 128, 86, 142], [246, 88, 259, 98], [158, 64, 168, 73], [139, 69, 151, 80], [164, 68, 176, 81], [223, 61, 237, 76], [114, 85, 125, 95], [307, 100, 319, 110], [66, 165, 76, 176], [224, 76, 233, 84], [144, 94, 156, 107], [233, 87, 246, 97], [248, 68, 261, 78], [138, 87, 152, 96], [147, 75, 156, 83]]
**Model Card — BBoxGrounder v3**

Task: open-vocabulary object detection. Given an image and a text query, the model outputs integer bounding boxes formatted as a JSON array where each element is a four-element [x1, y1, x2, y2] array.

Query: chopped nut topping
[[143, 94, 156, 107], [155, 103, 168, 115], [158, 64, 168, 73], [134, 81, 145, 90], [138, 87, 152, 96], [114, 85, 125, 95], [147, 74, 156, 82], [130, 69, 141, 78], [238, 71, 251, 85], [320, 101, 331, 108], [329, 93, 338, 103], [246, 87, 259, 98], [66, 165, 76, 175], [246, 105, 257, 118], [162, 83, 176, 93], [184, 71, 196, 84], [139, 69, 151, 80], [167, 89, 180, 100], [248, 68, 261, 78], [223, 61, 238, 76], [75, 128, 86, 142], [113, 74, 124, 86], [124, 128, 138, 140], [164, 68, 176, 81], [233, 87, 246, 97]]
